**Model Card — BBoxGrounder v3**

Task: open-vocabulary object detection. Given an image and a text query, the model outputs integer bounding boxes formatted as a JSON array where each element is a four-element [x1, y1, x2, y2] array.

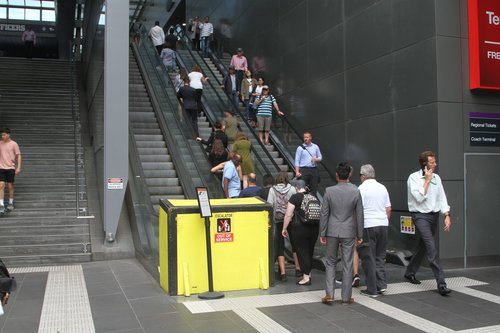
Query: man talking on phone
[[405, 151, 452, 296]]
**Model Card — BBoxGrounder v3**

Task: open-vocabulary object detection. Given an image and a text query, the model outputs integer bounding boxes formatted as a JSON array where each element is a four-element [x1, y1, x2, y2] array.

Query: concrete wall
[[186, 0, 500, 265]]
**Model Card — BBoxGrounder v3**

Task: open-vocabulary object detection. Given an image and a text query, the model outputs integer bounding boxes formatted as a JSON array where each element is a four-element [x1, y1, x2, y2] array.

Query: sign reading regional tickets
[[470, 112, 500, 146], [468, 0, 500, 90]]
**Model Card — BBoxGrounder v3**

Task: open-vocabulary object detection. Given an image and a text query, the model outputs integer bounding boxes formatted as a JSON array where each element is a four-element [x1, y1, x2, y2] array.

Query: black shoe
[[360, 289, 379, 298], [438, 286, 451, 296], [404, 274, 421, 285], [280, 274, 287, 282]]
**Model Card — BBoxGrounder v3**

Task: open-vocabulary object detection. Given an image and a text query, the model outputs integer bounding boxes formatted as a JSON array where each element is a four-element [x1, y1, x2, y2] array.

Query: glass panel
[[0, 0, 7, 5], [41, 8, 54, 21], [41, 0, 54, 8], [25, 0, 40, 7], [25, 8, 39, 20], [8, 7, 24, 19], [0, 7, 6, 18], [98, 13, 105, 25], [9, 0, 24, 6]]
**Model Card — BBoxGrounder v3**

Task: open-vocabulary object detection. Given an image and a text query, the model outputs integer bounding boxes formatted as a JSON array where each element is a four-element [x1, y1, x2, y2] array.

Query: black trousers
[[185, 108, 199, 136], [195, 89, 203, 113], [235, 70, 244, 99], [405, 212, 446, 287], [155, 44, 163, 55], [25, 41, 34, 59], [358, 229, 377, 294], [299, 167, 319, 195], [291, 221, 319, 275]]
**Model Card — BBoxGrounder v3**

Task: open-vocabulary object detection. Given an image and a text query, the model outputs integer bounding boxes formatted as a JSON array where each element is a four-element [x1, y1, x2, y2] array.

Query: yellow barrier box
[[159, 197, 275, 296]]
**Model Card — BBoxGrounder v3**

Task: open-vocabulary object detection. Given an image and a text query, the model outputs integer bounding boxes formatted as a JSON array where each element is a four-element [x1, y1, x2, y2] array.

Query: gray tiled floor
[[1, 259, 500, 333]]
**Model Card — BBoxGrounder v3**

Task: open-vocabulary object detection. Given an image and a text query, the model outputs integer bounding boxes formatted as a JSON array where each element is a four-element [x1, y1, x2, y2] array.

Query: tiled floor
[[1, 259, 500, 333]]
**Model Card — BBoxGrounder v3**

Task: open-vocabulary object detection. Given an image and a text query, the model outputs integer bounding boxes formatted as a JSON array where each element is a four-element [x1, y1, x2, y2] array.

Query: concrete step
[[0, 224, 89, 236], [0, 243, 91, 256], [0, 253, 92, 267]]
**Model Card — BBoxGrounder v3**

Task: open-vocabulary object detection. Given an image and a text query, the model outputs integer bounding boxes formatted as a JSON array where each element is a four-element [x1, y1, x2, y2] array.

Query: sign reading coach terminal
[[468, 0, 500, 90]]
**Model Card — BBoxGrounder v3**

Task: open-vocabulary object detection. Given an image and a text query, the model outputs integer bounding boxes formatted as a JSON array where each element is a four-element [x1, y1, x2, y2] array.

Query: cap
[[236, 47, 243, 52], [262, 85, 269, 90]]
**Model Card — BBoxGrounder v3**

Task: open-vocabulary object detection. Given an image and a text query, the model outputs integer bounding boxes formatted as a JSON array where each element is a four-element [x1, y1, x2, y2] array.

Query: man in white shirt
[[199, 16, 213, 58], [358, 164, 391, 297], [405, 151, 452, 296], [149, 21, 165, 54]]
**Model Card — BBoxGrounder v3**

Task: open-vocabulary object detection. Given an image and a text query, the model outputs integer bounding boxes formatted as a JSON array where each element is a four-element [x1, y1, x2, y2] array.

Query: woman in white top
[[188, 65, 208, 113]]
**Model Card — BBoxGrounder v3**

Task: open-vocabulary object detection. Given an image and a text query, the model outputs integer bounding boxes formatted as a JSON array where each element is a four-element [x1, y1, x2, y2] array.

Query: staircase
[[129, 51, 185, 212], [0, 57, 90, 266]]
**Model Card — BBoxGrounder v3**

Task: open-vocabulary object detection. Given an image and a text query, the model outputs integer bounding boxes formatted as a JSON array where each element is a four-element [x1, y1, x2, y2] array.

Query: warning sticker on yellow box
[[215, 233, 234, 243]]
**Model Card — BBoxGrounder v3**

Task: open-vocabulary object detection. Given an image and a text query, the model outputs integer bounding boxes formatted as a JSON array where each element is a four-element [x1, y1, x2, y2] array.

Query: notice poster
[[400, 216, 415, 235]]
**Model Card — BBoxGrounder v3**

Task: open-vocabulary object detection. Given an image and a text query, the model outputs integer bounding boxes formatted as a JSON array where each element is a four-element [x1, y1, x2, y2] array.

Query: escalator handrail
[[177, 37, 283, 175], [131, 42, 198, 199]]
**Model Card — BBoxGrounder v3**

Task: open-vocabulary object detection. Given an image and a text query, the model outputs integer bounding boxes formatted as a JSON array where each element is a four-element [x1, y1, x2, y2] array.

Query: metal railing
[[69, 40, 83, 216]]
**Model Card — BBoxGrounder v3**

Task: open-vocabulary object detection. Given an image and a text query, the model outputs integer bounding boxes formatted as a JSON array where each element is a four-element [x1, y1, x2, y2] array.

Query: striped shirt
[[256, 95, 276, 117], [199, 22, 213, 38]]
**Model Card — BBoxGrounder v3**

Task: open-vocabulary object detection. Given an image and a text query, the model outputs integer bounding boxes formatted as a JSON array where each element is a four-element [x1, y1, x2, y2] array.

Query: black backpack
[[0, 259, 16, 295], [299, 193, 321, 224]]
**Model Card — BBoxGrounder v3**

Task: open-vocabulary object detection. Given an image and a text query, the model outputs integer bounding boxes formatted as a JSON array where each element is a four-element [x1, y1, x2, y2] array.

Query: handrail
[[69, 40, 81, 216], [129, 0, 147, 31], [176, 36, 283, 175], [131, 42, 198, 199]]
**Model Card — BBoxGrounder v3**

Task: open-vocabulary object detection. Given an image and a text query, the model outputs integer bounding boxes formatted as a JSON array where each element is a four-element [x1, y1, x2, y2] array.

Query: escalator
[[171, 43, 289, 181], [179, 39, 337, 197], [126, 41, 224, 277]]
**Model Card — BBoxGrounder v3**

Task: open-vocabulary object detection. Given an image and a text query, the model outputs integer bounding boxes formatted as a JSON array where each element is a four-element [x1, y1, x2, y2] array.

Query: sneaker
[[352, 274, 360, 287], [377, 288, 387, 294], [335, 278, 342, 285], [6, 203, 14, 212], [360, 289, 379, 298]]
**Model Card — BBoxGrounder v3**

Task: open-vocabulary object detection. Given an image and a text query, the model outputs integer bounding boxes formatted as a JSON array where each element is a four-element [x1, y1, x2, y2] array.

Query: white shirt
[[199, 22, 213, 38], [188, 71, 204, 89], [149, 25, 165, 46], [407, 170, 450, 214], [359, 179, 391, 228]]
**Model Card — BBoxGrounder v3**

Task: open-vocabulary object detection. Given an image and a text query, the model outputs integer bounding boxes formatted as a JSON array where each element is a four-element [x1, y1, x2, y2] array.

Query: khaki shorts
[[257, 116, 272, 131]]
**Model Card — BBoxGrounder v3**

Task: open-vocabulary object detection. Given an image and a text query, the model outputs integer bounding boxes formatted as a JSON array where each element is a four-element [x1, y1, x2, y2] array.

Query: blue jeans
[[227, 91, 238, 109], [200, 36, 211, 57]]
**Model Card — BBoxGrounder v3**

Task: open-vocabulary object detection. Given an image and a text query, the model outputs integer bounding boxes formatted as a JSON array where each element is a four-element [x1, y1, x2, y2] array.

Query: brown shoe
[[341, 298, 354, 305], [321, 294, 334, 305]]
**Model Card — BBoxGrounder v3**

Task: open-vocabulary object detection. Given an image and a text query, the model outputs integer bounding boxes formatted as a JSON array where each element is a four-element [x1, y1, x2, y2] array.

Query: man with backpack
[[319, 162, 364, 305], [267, 171, 297, 281], [281, 180, 321, 286]]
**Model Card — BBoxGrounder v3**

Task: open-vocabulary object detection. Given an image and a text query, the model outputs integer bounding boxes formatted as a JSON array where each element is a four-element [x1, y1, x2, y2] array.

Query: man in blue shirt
[[295, 131, 322, 195], [223, 153, 242, 198], [239, 173, 262, 197]]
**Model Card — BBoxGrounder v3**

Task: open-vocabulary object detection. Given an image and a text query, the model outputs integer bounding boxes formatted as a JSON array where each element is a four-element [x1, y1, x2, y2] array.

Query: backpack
[[273, 187, 290, 222], [300, 193, 321, 224], [0, 259, 16, 296]]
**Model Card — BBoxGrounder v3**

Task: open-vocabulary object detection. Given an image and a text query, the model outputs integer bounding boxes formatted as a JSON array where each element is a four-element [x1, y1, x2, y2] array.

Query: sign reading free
[[468, 0, 500, 90]]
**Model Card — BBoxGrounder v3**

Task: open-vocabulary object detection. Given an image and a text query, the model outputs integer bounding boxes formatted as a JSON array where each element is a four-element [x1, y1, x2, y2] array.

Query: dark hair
[[2, 128, 10, 134], [169, 27, 175, 34], [192, 65, 202, 73], [303, 130, 312, 137], [336, 162, 352, 180], [275, 171, 289, 185], [262, 174, 274, 187], [179, 68, 188, 81], [419, 151, 435, 168], [155, 21, 160, 26], [214, 121, 222, 130]]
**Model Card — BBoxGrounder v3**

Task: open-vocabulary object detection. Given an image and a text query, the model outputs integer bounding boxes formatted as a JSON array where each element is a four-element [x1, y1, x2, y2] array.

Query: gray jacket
[[319, 182, 364, 239]]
